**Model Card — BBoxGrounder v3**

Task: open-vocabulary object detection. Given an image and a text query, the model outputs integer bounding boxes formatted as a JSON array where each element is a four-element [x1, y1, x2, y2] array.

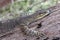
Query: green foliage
[[0, 0, 59, 20]]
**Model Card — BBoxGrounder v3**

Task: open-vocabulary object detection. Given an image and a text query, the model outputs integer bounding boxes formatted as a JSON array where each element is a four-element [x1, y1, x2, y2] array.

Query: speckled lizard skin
[[0, 9, 50, 38]]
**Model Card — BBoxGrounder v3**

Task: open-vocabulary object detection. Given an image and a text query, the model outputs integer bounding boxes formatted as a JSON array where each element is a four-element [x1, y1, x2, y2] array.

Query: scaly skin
[[0, 9, 50, 38], [17, 9, 50, 25], [18, 9, 50, 38], [20, 25, 47, 38]]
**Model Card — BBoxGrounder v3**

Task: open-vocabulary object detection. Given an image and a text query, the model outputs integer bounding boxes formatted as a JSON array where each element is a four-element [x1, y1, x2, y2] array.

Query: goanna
[[0, 9, 50, 38]]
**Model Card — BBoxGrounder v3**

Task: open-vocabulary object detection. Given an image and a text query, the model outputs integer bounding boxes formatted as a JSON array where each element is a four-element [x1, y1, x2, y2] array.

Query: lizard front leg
[[20, 24, 48, 39]]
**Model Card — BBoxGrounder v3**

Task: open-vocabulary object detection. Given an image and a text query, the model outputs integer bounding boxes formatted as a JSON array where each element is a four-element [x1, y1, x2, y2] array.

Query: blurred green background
[[0, 0, 59, 21]]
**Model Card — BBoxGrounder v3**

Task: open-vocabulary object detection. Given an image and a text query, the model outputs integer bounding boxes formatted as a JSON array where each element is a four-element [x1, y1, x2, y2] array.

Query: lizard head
[[34, 9, 50, 20]]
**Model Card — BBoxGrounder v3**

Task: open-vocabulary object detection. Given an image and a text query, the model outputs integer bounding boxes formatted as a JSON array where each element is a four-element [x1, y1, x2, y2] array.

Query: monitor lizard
[[0, 9, 51, 38]]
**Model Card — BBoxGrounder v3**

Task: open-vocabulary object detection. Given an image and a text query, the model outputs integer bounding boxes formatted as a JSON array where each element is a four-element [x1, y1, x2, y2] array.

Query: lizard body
[[0, 9, 50, 38], [16, 9, 50, 25]]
